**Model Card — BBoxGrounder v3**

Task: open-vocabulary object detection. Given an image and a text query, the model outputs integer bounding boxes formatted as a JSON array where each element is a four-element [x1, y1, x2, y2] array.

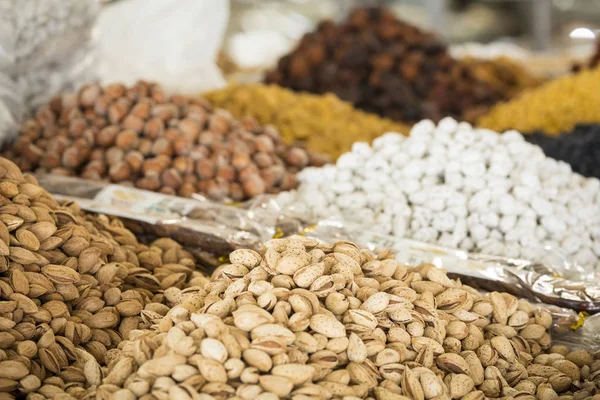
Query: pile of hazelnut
[[6, 81, 329, 201]]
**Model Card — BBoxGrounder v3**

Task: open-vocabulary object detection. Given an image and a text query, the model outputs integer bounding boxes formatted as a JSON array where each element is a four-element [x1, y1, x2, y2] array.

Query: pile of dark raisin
[[525, 124, 600, 179], [265, 7, 506, 124]]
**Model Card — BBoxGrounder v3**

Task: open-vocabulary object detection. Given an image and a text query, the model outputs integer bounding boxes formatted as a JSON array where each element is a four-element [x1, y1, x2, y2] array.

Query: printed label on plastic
[[356, 231, 495, 280]]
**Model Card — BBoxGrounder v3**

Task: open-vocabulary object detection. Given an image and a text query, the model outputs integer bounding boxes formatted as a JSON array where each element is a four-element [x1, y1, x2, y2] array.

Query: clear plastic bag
[[37, 175, 273, 268], [304, 219, 600, 313], [0, 0, 99, 145], [95, 0, 229, 94]]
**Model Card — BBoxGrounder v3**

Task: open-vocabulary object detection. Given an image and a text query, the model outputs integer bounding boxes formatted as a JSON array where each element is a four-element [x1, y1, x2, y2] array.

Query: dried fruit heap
[[458, 57, 542, 99], [265, 7, 506, 123], [204, 83, 409, 159], [7, 81, 328, 202], [0, 157, 208, 399], [89, 236, 598, 400], [525, 124, 600, 180], [479, 66, 600, 135]]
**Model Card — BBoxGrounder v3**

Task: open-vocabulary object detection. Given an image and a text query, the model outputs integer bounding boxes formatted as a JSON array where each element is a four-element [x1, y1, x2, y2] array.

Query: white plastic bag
[[96, 0, 229, 94], [0, 0, 98, 146]]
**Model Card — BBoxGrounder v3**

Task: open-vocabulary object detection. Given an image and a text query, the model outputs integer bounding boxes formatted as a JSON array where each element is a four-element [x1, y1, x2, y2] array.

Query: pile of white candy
[[277, 118, 600, 272]]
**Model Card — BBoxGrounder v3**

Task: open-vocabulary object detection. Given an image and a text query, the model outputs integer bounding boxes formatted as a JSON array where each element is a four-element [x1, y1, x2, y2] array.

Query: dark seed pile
[[525, 124, 600, 179], [265, 7, 506, 124]]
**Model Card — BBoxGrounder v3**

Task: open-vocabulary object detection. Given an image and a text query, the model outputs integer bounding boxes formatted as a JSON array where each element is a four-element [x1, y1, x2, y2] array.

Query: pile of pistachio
[[0, 157, 208, 399], [87, 236, 599, 400]]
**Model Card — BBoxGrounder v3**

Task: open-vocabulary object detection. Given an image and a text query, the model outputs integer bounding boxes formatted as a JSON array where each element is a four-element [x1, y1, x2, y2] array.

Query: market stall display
[[479, 66, 600, 135], [204, 83, 409, 159], [5, 81, 329, 202], [89, 235, 598, 399], [0, 157, 208, 398], [265, 7, 510, 123], [277, 118, 600, 273], [1, 158, 596, 400], [525, 124, 600, 180], [0, 3, 599, 399]]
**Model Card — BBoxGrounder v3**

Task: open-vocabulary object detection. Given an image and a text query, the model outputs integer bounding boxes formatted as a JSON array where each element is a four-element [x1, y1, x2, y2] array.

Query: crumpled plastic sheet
[[306, 219, 600, 312], [303, 220, 600, 349], [36, 175, 273, 268], [38, 182, 600, 348], [0, 0, 99, 146]]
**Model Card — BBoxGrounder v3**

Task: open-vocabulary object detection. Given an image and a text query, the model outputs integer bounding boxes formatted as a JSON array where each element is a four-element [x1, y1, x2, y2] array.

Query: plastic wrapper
[[36, 175, 273, 269], [0, 0, 99, 146], [223, 0, 342, 74], [298, 220, 599, 349], [95, 0, 228, 94], [305, 219, 600, 314]]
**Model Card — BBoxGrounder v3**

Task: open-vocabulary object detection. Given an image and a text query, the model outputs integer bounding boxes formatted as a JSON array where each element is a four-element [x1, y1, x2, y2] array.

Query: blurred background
[[216, 0, 599, 79]]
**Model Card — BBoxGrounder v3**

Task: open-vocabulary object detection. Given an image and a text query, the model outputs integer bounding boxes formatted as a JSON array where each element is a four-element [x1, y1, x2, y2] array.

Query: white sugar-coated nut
[[424, 197, 445, 212], [513, 185, 534, 202], [520, 173, 541, 189], [322, 165, 337, 181], [331, 182, 354, 194], [393, 215, 408, 237], [360, 180, 381, 192], [463, 176, 486, 193], [575, 248, 597, 267], [336, 193, 367, 210], [337, 169, 353, 182], [414, 227, 438, 243], [336, 153, 361, 169], [410, 119, 436, 138], [366, 191, 385, 208], [517, 217, 537, 229], [444, 173, 463, 189], [460, 238, 475, 251], [499, 215, 516, 233], [409, 191, 427, 205], [541, 215, 566, 234], [448, 206, 467, 219], [403, 179, 421, 193], [470, 224, 489, 242], [481, 213, 499, 228], [407, 141, 427, 158], [489, 229, 503, 240], [437, 116, 458, 134], [535, 226, 547, 240], [530, 196, 553, 216], [479, 239, 505, 256], [468, 190, 490, 212], [278, 118, 600, 273], [432, 211, 456, 232], [402, 160, 426, 179], [351, 142, 373, 158], [376, 146, 401, 162]]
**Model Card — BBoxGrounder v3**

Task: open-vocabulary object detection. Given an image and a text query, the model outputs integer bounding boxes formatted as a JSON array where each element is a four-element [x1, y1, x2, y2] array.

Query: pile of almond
[[6, 81, 329, 201]]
